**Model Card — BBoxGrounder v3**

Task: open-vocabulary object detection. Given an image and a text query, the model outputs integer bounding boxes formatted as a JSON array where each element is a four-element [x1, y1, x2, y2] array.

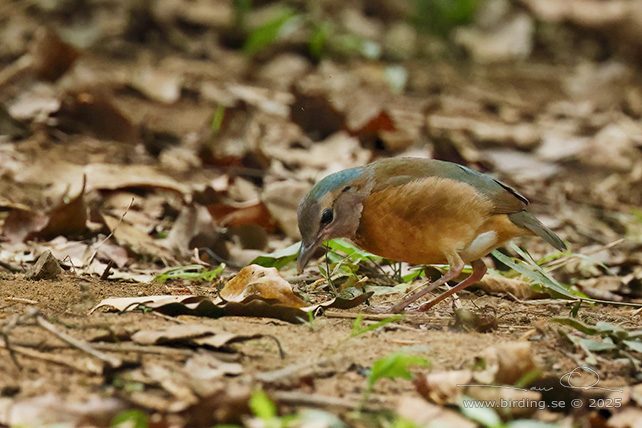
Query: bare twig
[[0, 338, 101, 374], [505, 292, 568, 305], [36, 316, 122, 368], [86, 196, 134, 267], [2, 315, 23, 369], [0, 54, 33, 90], [0, 307, 41, 369], [0, 260, 23, 273], [4, 297, 39, 305], [271, 390, 387, 413], [100, 260, 115, 280], [256, 355, 348, 384]]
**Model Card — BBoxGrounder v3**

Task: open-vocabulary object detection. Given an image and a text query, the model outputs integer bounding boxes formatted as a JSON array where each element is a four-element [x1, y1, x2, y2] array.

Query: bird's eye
[[320, 208, 333, 225]]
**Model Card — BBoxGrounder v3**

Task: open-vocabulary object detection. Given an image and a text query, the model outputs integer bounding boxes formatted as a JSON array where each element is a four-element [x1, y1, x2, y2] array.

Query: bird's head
[[297, 166, 369, 272]]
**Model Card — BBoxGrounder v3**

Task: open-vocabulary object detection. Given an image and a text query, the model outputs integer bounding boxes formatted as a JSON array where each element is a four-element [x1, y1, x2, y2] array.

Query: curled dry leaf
[[474, 341, 536, 385], [0, 393, 125, 428], [262, 180, 311, 239], [220, 264, 306, 307], [414, 355, 542, 418], [475, 274, 545, 300], [29, 27, 80, 82], [58, 87, 138, 143], [397, 397, 476, 428], [100, 212, 175, 262], [132, 324, 267, 352], [2, 176, 88, 243], [90, 291, 373, 324], [414, 370, 474, 406]]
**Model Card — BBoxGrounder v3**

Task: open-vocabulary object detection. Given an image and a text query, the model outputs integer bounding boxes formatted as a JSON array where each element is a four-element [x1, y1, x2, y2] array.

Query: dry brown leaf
[[0, 394, 125, 427], [58, 87, 138, 143], [90, 292, 373, 324], [607, 407, 642, 428], [35, 176, 88, 240], [474, 342, 536, 385], [397, 397, 476, 428], [1, 178, 88, 243], [131, 65, 183, 104], [132, 324, 217, 345], [414, 370, 473, 405], [164, 204, 226, 258], [209, 201, 275, 230], [2, 208, 49, 244], [475, 274, 545, 300], [220, 264, 306, 307], [262, 180, 311, 239], [29, 27, 79, 81], [85, 164, 190, 195], [101, 213, 175, 261], [184, 354, 243, 398], [132, 324, 266, 351]]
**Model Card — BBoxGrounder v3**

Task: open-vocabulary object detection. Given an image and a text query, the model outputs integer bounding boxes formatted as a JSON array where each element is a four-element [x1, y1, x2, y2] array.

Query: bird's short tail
[[508, 211, 567, 251]]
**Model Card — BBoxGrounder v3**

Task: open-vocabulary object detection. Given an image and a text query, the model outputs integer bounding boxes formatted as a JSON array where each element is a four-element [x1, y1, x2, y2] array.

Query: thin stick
[[4, 297, 39, 305], [505, 292, 568, 305], [271, 390, 387, 413], [36, 316, 122, 368], [0, 260, 22, 273], [1, 315, 22, 369], [256, 355, 347, 384], [86, 196, 134, 267], [0, 339, 101, 374]]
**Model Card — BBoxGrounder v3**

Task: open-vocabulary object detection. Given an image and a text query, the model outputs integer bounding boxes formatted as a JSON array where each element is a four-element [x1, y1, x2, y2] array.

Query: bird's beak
[[297, 237, 321, 273]]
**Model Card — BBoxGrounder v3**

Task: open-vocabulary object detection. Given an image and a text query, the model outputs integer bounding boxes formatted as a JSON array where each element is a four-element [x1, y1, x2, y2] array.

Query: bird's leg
[[389, 264, 464, 313], [417, 259, 487, 312]]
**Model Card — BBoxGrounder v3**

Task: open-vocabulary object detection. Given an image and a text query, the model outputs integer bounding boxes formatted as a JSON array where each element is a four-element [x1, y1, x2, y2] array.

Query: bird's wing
[[369, 158, 528, 214]]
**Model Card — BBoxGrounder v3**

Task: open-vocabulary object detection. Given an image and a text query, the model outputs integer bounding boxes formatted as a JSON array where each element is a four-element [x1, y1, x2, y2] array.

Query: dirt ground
[[1, 274, 639, 427], [2, 0, 642, 427]]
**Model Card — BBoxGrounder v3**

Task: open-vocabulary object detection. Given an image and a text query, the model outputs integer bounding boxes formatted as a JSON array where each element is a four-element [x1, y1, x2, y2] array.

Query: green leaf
[[413, 0, 481, 35], [249, 389, 277, 420], [578, 336, 617, 352], [550, 318, 598, 335], [351, 313, 404, 338], [491, 247, 580, 300], [570, 301, 582, 318], [251, 242, 300, 269], [325, 238, 381, 262], [211, 105, 225, 134], [623, 339, 642, 353], [243, 9, 299, 56], [595, 321, 628, 338], [111, 410, 148, 428], [298, 409, 348, 428], [507, 421, 564, 428], [458, 397, 503, 428], [233, 0, 252, 27], [368, 352, 430, 390], [390, 418, 422, 428], [309, 22, 332, 59]]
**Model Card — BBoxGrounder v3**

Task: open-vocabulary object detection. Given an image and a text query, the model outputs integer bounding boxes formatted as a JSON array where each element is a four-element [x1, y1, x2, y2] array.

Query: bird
[[297, 157, 566, 312]]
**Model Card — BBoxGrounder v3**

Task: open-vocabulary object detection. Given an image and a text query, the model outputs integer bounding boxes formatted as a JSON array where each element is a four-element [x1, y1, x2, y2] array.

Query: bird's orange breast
[[354, 176, 524, 264]]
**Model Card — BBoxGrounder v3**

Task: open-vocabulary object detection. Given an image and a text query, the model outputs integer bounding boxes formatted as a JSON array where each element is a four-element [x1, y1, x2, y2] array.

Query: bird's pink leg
[[389, 264, 465, 313], [417, 259, 487, 311], [388, 259, 487, 313]]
